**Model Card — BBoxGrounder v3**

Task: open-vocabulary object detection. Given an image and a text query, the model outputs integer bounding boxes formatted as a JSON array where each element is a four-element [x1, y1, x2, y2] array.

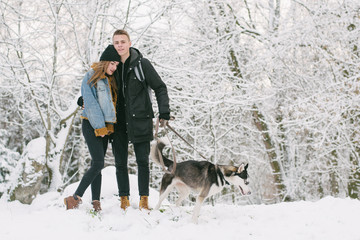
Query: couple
[[64, 29, 170, 212]]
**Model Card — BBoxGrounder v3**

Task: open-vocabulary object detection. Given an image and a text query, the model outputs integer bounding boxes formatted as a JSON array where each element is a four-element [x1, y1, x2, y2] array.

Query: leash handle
[[154, 117, 177, 175], [154, 117, 160, 140], [153, 116, 174, 139]]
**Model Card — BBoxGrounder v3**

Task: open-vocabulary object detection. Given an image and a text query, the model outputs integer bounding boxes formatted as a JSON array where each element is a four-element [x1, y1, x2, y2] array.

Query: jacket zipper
[[121, 64, 125, 97]]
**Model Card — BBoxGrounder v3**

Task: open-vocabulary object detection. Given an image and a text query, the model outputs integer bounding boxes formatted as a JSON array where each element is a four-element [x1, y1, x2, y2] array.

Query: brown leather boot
[[92, 200, 102, 212], [64, 195, 82, 210], [120, 196, 130, 210], [139, 196, 150, 211]]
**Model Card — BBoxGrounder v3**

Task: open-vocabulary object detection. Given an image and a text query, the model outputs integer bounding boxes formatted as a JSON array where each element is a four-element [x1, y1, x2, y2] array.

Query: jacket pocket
[[97, 84, 106, 92], [131, 116, 153, 138], [129, 93, 154, 118]]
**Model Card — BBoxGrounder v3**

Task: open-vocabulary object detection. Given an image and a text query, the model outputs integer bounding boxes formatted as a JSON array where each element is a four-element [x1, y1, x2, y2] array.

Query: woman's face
[[106, 61, 119, 75]]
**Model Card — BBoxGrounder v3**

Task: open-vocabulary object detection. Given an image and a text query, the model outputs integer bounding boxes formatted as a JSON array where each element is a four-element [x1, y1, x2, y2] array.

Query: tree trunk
[[252, 106, 287, 201]]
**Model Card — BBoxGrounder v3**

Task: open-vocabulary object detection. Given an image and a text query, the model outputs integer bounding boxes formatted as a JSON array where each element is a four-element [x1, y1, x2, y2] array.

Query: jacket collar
[[127, 47, 142, 68]]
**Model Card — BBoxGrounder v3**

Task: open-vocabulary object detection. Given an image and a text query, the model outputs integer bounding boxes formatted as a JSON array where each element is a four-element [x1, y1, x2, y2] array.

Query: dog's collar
[[216, 165, 230, 186]]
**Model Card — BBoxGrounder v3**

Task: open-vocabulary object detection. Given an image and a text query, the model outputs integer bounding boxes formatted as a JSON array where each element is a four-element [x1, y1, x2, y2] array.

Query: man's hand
[[159, 113, 170, 127], [159, 119, 168, 127]]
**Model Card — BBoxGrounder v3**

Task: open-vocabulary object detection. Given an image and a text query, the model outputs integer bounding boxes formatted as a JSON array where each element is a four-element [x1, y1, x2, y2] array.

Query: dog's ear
[[238, 163, 248, 173], [237, 163, 244, 173]]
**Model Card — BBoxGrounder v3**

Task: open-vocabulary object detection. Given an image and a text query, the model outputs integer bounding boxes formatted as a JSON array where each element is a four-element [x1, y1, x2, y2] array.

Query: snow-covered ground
[[1, 166, 359, 240]]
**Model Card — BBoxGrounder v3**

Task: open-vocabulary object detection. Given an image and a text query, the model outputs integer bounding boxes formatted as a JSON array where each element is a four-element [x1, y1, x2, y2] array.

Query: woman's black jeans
[[74, 120, 108, 201]]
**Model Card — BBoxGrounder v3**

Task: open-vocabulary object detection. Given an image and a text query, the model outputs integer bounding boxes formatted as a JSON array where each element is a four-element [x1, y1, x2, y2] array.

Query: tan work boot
[[139, 196, 150, 211], [120, 196, 130, 210], [92, 200, 102, 212], [64, 195, 82, 210]]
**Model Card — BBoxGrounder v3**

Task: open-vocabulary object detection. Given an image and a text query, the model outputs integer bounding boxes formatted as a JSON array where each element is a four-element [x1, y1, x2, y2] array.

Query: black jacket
[[115, 47, 170, 143]]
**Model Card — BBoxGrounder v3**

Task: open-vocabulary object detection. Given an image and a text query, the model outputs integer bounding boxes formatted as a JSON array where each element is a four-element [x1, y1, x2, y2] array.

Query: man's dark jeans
[[112, 129, 150, 197]]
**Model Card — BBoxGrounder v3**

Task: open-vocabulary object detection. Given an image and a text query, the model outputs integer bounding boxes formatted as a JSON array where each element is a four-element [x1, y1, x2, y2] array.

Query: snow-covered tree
[[0, 0, 359, 204]]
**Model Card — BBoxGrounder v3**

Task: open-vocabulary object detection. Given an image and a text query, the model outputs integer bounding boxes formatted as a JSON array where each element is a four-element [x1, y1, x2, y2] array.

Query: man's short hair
[[113, 29, 130, 41]]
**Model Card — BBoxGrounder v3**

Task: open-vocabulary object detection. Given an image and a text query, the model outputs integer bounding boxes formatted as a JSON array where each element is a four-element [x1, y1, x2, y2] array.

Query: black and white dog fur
[[150, 138, 251, 223]]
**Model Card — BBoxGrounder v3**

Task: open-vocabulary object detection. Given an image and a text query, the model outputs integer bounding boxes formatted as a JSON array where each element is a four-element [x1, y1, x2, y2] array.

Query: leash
[[154, 116, 207, 175], [164, 121, 207, 160]]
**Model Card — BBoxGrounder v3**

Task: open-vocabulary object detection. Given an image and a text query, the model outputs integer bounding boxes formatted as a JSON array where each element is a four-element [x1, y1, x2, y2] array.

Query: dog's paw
[[191, 216, 199, 224]]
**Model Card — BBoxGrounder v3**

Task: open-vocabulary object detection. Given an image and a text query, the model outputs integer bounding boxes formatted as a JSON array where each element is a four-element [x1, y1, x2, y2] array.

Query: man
[[111, 29, 170, 210]]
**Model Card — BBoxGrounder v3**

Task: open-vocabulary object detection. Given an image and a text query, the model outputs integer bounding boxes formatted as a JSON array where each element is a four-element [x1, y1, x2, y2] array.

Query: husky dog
[[150, 138, 251, 223]]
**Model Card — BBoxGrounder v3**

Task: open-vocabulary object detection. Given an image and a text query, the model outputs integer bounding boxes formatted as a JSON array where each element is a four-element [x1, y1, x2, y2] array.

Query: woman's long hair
[[88, 61, 117, 101]]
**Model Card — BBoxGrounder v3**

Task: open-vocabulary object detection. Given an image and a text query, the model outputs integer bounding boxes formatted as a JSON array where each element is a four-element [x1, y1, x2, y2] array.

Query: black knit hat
[[100, 45, 121, 62]]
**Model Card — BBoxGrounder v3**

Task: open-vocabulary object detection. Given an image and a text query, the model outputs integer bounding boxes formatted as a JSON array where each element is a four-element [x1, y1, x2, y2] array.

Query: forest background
[[0, 0, 359, 206]]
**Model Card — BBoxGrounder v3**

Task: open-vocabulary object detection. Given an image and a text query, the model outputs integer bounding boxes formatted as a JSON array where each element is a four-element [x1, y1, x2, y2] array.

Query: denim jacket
[[81, 69, 116, 135]]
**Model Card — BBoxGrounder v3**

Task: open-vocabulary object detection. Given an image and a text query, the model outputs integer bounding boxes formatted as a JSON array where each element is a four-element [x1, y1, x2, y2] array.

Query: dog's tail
[[150, 137, 173, 170]]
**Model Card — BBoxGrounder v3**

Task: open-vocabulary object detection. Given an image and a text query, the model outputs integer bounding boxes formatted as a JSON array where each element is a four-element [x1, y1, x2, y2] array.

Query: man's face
[[113, 34, 131, 58]]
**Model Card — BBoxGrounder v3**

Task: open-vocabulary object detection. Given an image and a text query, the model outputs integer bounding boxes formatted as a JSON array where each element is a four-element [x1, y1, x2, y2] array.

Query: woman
[[64, 45, 120, 212]]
